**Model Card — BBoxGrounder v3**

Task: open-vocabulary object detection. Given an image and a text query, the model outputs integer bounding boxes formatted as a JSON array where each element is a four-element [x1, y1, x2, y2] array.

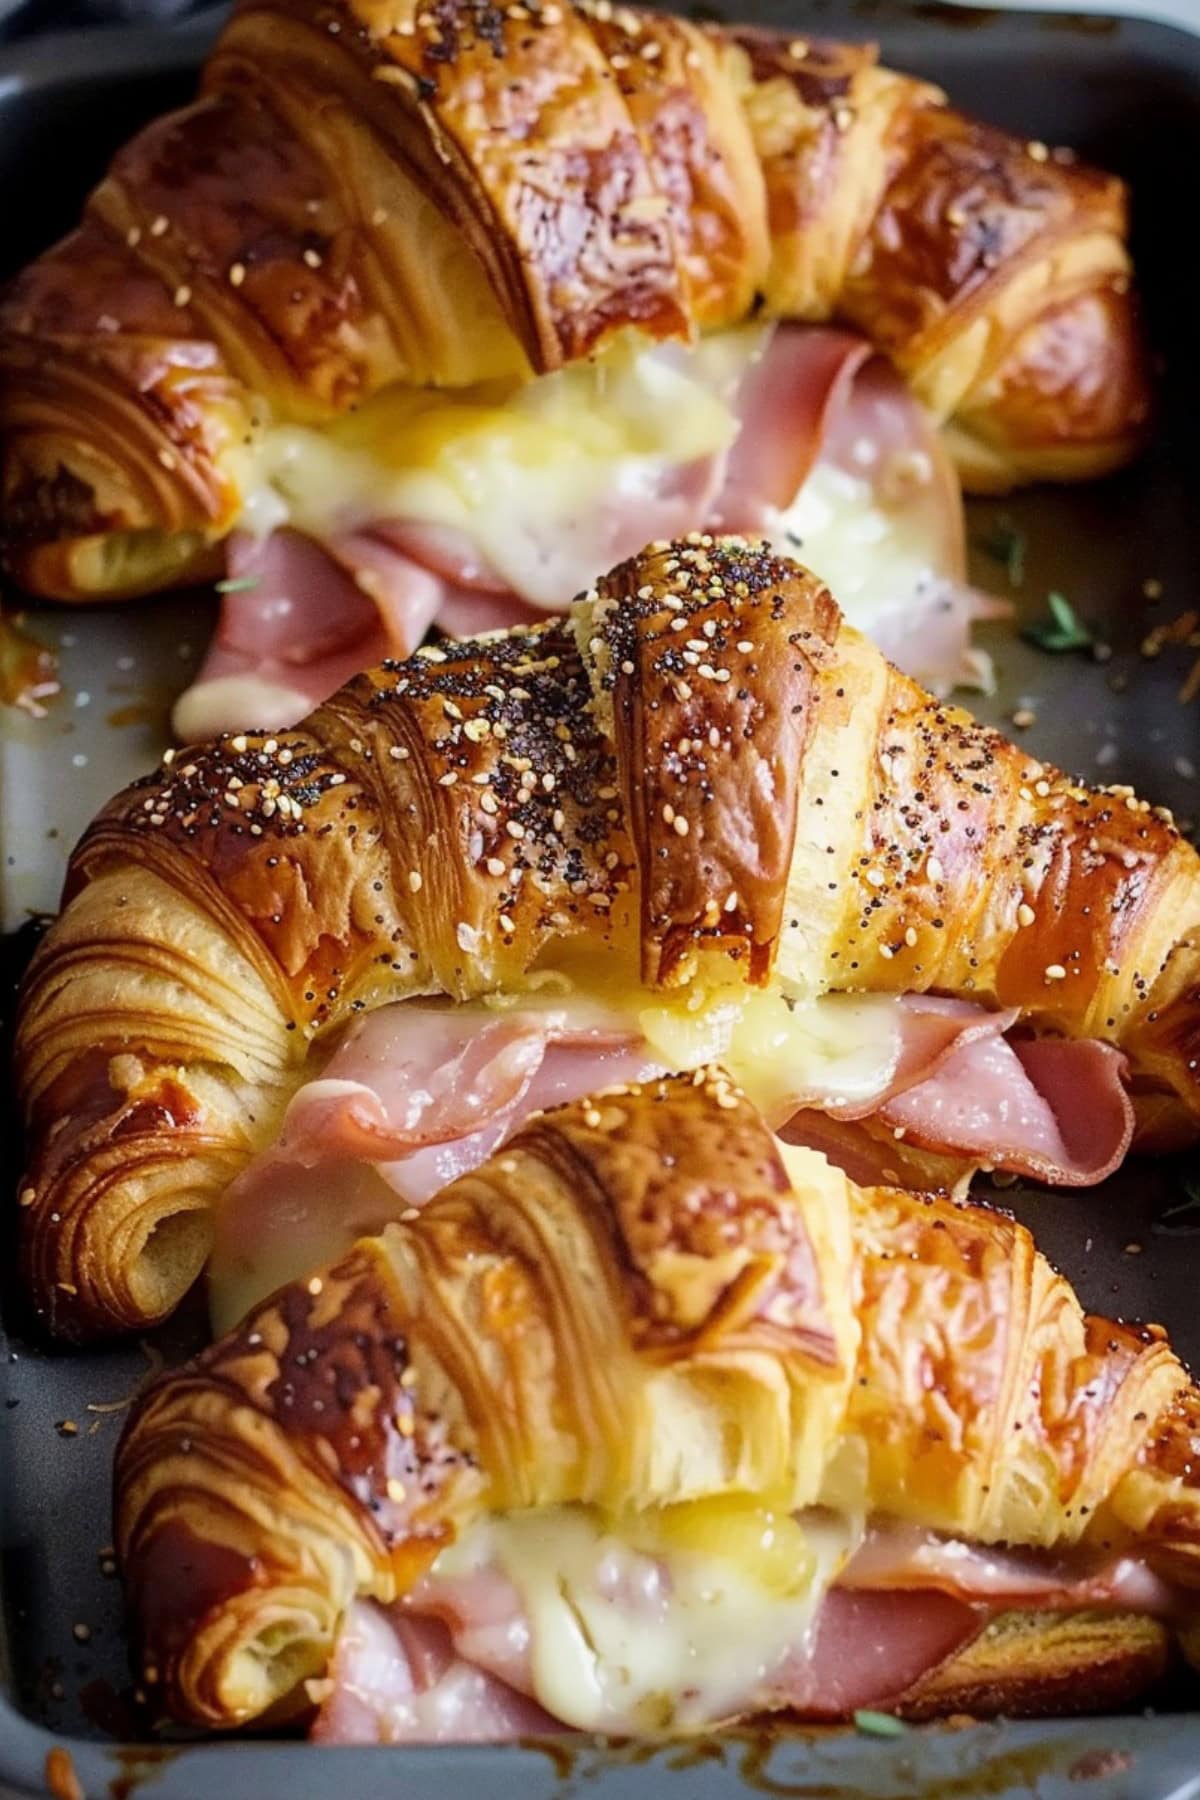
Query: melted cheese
[[641, 987, 903, 1122], [226, 323, 955, 640], [230, 330, 759, 607], [430, 1500, 862, 1732], [773, 461, 941, 641]]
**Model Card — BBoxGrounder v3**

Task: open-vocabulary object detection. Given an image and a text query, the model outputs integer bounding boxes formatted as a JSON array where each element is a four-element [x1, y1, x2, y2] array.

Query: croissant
[[0, 0, 1149, 617], [115, 1072, 1200, 1735], [16, 538, 1200, 1343]]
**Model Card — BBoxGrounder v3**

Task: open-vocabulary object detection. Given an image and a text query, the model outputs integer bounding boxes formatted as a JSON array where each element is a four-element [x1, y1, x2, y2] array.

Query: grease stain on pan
[[518, 1727, 1095, 1797], [107, 1743, 178, 1800]]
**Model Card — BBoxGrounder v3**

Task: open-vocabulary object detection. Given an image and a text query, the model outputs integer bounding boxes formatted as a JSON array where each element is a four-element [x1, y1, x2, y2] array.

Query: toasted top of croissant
[[115, 1073, 1200, 1727]]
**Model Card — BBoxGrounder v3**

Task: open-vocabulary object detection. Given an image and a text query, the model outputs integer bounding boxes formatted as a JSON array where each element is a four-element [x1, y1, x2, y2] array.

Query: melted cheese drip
[[226, 324, 951, 637], [230, 330, 758, 607], [641, 987, 904, 1122], [431, 1500, 862, 1732], [773, 461, 941, 642]]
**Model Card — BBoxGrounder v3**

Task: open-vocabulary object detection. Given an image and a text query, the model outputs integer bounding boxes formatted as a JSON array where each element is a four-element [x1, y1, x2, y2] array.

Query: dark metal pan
[[2, 4, 1200, 1794]]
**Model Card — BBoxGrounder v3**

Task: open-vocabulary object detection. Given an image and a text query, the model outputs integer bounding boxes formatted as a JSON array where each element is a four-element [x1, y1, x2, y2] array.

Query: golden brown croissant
[[16, 538, 1200, 1343], [115, 1073, 1200, 1734], [0, 0, 1149, 602]]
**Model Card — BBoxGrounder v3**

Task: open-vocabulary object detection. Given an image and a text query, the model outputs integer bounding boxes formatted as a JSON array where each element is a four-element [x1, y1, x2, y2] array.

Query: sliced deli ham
[[309, 1503, 1185, 1744], [207, 1002, 662, 1332], [309, 1607, 557, 1746], [175, 324, 994, 737], [209, 986, 1140, 1336], [876, 1028, 1134, 1187], [777, 995, 1135, 1190], [309, 1504, 1183, 1744], [842, 1522, 1181, 1619], [171, 527, 441, 740]]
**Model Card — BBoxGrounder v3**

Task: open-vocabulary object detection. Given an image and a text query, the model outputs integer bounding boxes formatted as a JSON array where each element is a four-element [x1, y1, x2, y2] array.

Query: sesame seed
[[386, 1478, 407, 1503], [1011, 708, 1036, 730], [388, 745, 410, 760], [1045, 963, 1067, 981], [904, 926, 918, 948], [19, 1187, 35, 1207], [673, 815, 690, 837], [480, 792, 499, 814], [229, 262, 246, 287], [408, 870, 423, 893], [126, 225, 142, 247], [150, 214, 169, 236], [926, 856, 944, 883], [1026, 139, 1049, 161], [173, 284, 192, 308], [307, 1276, 323, 1296], [1035, 780, 1051, 799], [499, 913, 515, 935], [230, 735, 248, 752], [157, 448, 177, 470], [1017, 903, 1035, 928], [486, 857, 506, 877], [506, 820, 526, 840], [788, 37, 809, 57], [438, 771, 458, 786], [880, 944, 894, 960]]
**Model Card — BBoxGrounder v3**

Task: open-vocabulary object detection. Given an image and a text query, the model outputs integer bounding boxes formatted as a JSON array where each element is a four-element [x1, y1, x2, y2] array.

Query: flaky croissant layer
[[0, 0, 1150, 599], [115, 1074, 1200, 1731], [16, 537, 1200, 1341]]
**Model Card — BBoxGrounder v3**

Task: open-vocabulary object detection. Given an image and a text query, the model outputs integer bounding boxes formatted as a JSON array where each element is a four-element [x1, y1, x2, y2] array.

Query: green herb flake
[[852, 1710, 909, 1738], [214, 574, 262, 595], [1154, 1171, 1200, 1236], [977, 518, 1026, 587], [1021, 591, 1094, 655]]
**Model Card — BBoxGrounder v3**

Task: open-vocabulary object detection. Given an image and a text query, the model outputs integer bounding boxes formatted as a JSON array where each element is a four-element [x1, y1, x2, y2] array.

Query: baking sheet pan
[[2, 4, 1200, 1795]]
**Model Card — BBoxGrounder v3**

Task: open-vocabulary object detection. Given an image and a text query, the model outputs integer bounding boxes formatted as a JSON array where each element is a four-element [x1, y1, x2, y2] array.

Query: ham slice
[[309, 1607, 557, 1746], [209, 986, 1138, 1337], [717, 330, 1006, 694], [712, 326, 879, 528], [207, 1002, 662, 1331], [877, 1031, 1134, 1187], [842, 1522, 1180, 1618], [174, 324, 994, 737], [171, 527, 443, 741], [310, 1580, 978, 1743], [778, 995, 1135, 1190], [309, 1507, 1180, 1744]]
